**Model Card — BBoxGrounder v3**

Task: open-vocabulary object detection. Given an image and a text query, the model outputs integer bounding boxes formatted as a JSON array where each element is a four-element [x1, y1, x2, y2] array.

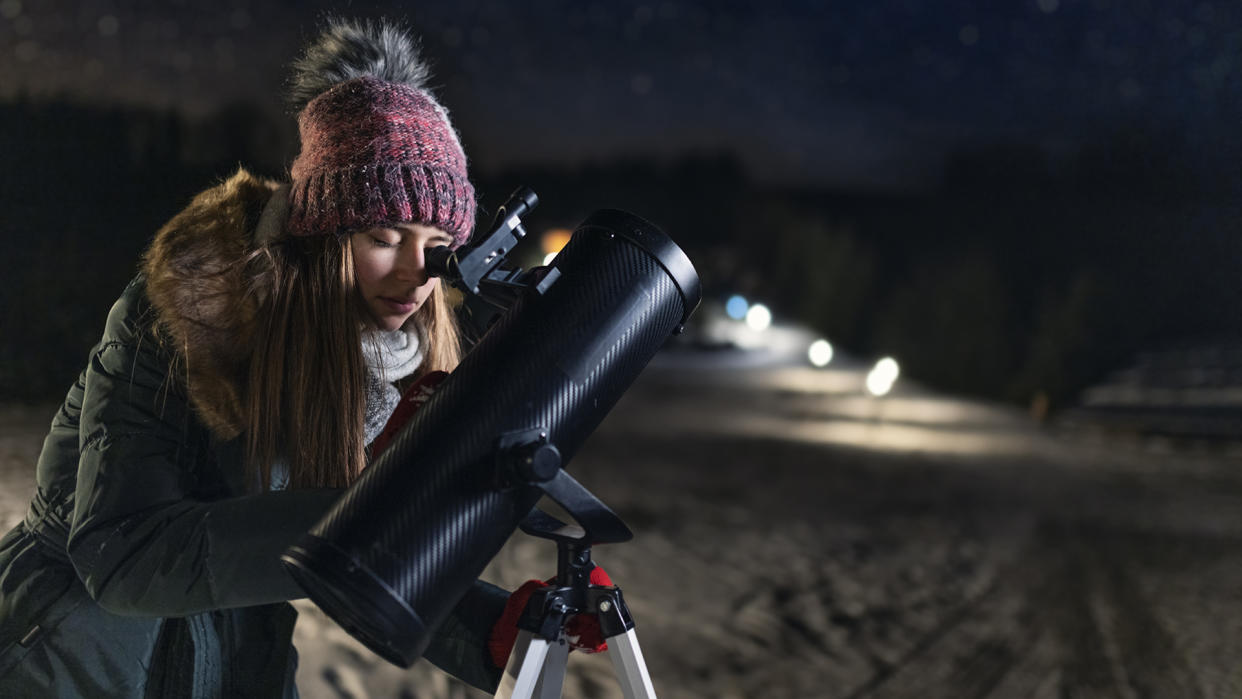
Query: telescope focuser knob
[[497, 428, 562, 485], [514, 442, 562, 483]]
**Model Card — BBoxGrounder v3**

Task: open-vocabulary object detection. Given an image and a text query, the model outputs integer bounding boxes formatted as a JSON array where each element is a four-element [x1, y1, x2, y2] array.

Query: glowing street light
[[808, 339, 834, 367], [540, 228, 573, 266], [865, 356, 900, 396], [725, 294, 748, 320], [745, 303, 772, 331]]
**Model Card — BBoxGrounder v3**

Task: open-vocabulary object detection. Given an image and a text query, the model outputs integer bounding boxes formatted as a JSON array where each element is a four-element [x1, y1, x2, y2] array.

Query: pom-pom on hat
[[284, 19, 475, 246]]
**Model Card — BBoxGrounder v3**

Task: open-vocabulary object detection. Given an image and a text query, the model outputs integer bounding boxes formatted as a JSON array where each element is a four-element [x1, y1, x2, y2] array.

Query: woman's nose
[[394, 244, 428, 284]]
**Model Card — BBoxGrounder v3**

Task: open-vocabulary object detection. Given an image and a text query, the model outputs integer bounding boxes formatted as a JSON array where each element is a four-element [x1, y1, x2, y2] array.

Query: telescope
[[281, 187, 701, 670]]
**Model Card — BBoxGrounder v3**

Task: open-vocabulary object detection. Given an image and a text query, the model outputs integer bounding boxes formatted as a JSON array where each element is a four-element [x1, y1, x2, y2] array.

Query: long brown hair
[[243, 233, 462, 491]]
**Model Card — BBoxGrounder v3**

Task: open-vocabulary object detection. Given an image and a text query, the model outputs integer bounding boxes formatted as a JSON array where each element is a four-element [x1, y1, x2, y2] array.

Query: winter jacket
[[0, 170, 507, 697]]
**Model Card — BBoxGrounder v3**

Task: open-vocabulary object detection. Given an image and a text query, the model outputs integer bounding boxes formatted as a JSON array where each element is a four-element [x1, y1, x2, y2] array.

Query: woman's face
[[351, 223, 455, 331]]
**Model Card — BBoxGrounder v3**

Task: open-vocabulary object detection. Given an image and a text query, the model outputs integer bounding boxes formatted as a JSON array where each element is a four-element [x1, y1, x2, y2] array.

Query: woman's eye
[[370, 236, 398, 248]]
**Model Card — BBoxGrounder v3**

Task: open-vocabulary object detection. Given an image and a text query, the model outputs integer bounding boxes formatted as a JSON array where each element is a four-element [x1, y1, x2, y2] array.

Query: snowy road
[[2, 343, 1240, 697]]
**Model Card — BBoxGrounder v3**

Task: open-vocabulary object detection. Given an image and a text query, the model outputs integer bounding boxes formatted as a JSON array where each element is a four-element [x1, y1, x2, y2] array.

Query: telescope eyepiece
[[424, 245, 455, 279]]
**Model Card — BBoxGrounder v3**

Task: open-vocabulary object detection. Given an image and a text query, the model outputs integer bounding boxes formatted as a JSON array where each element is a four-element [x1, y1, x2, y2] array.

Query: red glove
[[487, 565, 615, 668], [370, 370, 449, 457], [488, 579, 547, 668], [564, 566, 612, 654]]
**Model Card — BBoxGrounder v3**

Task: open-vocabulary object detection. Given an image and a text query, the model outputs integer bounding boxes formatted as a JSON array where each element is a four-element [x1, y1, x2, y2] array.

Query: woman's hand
[[487, 565, 614, 668]]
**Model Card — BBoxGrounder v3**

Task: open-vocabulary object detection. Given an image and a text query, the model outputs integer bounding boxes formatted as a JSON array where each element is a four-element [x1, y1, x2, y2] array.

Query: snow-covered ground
[[1064, 341, 1242, 446], [4, 340, 1241, 697]]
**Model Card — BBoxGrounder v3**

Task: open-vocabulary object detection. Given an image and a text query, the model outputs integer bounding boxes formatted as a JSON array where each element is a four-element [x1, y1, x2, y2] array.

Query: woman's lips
[[380, 297, 416, 313]]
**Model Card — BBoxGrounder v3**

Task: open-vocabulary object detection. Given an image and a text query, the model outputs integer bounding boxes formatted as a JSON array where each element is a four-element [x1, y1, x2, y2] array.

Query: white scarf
[[268, 325, 424, 490], [362, 324, 426, 445]]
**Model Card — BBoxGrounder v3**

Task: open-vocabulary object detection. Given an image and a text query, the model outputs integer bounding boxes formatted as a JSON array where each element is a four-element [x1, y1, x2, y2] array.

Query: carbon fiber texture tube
[[281, 209, 700, 667]]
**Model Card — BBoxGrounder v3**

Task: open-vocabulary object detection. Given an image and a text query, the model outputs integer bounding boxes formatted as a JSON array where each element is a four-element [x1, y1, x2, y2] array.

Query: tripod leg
[[494, 630, 570, 699], [533, 636, 569, 698], [495, 630, 545, 699], [607, 628, 657, 699]]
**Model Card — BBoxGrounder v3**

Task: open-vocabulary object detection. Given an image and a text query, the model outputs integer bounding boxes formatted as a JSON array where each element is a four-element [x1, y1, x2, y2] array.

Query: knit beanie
[[284, 20, 475, 245]]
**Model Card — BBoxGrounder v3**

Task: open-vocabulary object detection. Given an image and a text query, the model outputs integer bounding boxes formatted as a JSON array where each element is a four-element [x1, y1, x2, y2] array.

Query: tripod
[[494, 509, 657, 699]]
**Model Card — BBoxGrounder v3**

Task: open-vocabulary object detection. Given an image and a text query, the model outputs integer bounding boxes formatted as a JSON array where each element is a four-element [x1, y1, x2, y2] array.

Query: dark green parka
[[0, 170, 506, 697]]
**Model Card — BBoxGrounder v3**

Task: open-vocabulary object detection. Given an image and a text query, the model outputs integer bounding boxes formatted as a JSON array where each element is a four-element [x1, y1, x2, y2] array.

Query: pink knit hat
[[284, 22, 476, 245]]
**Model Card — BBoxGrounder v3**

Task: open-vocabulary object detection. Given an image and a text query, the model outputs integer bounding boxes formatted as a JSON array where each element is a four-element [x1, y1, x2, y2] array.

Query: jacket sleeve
[[65, 289, 341, 617], [424, 580, 508, 693]]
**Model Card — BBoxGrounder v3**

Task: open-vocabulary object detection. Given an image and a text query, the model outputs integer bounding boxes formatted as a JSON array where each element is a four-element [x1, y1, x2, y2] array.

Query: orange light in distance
[[541, 229, 573, 255]]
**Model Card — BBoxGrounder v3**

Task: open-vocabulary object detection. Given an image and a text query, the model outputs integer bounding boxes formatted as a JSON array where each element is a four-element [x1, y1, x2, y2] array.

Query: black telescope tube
[[282, 210, 700, 667]]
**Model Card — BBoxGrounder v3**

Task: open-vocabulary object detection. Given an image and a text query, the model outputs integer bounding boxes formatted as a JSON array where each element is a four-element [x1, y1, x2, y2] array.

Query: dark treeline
[[493, 131, 1242, 409], [2, 97, 1238, 409], [0, 97, 294, 401]]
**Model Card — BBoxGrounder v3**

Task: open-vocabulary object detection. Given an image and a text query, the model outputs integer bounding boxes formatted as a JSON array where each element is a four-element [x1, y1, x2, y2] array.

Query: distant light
[[725, 295, 748, 320], [808, 339, 834, 367], [745, 304, 772, 331], [866, 357, 900, 397], [1037, 0, 1059, 12], [541, 228, 573, 255], [0, 0, 21, 21], [865, 371, 894, 397], [875, 357, 899, 382], [542, 252, 558, 266]]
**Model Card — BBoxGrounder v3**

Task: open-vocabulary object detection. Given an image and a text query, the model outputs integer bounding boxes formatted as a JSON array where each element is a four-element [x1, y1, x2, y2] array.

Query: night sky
[[4, 0, 1241, 190]]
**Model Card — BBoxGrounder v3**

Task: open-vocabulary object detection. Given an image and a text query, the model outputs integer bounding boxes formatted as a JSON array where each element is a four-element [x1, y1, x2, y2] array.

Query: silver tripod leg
[[607, 628, 657, 699], [494, 627, 658, 699], [494, 630, 570, 699]]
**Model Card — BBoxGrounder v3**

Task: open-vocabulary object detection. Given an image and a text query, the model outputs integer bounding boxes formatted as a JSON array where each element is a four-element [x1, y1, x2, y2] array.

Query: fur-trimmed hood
[[142, 168, 282, 439]]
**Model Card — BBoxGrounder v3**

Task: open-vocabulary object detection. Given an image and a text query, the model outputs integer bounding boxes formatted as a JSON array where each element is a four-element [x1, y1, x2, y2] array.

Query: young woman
[[0, 19, 516, 697]]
